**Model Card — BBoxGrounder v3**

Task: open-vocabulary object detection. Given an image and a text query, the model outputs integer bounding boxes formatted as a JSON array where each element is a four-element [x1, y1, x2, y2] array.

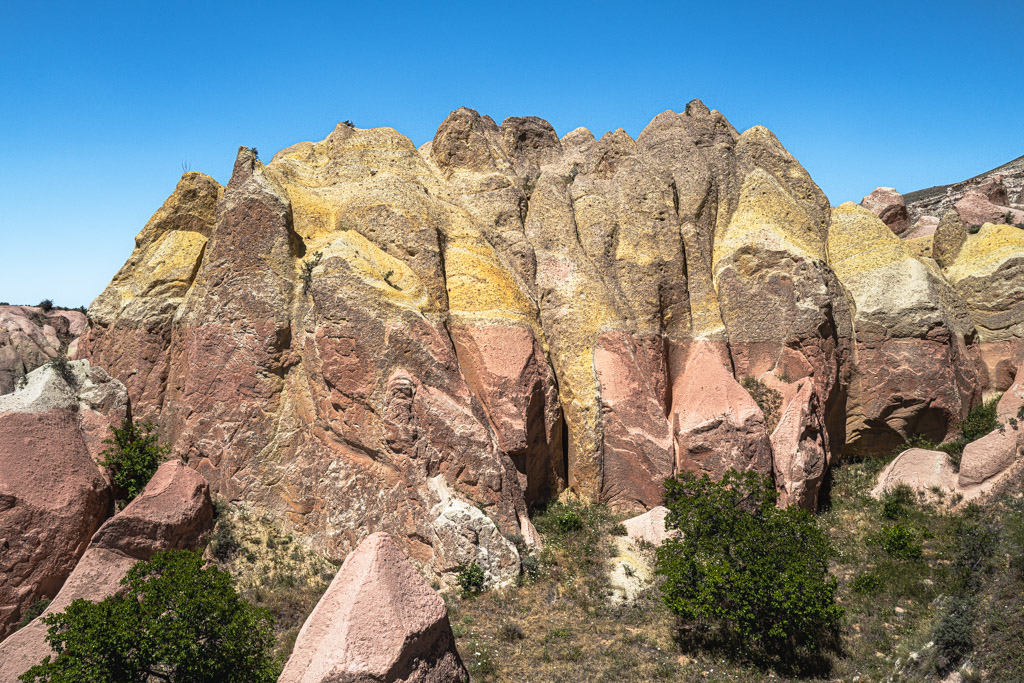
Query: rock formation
[[0, 305, 85, 394], [0, 459, 213, 680], [71, 104, 1024, 583], [279, 532, 467, 683], [0, 359, 127, 639], [861, 186, 911, 236]]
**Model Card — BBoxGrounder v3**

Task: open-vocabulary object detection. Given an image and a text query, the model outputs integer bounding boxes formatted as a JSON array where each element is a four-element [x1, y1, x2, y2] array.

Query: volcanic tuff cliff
[[71, 101, 1024, 585]]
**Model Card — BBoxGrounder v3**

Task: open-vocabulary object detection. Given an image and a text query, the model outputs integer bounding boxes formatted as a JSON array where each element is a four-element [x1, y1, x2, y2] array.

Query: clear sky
[[2, 1, 1022, 308]]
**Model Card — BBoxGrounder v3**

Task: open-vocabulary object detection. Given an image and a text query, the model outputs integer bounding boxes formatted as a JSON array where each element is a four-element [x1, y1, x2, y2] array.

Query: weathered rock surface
[[279, 532, 467, 683], [827, 203, 979, 454], [0, 305, 85, 395], [73, 104, 1022, 575], [871, 448, 958, 499], [621, 505, 674, 547], [904, 154, 1024, 225], [861, 187, 911, 236], [955, 189, 1024, 228], [0, 360, 126, 639], [0, 459, 213, 679]]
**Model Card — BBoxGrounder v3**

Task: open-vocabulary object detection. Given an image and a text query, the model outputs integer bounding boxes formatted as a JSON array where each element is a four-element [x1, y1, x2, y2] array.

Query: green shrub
[[457, 561, 486, 596], [300, 251, 323, 296], [17, 599, 51, 629], [656, 470, 841, 673], [882, 485, 914, 520], [37, 299, 53, 312], [933, 597, 976, 670], [851, 572, 882, 594], [98, 417, 169, 504], [959, 396, 1001, 442], [948, 504, 998, 593], [872, 523, 923, 560], [19, 549, 279, 682], [740, 377, 782, 432], [48, 356, 76, 387], [547, 506, 584, 533]]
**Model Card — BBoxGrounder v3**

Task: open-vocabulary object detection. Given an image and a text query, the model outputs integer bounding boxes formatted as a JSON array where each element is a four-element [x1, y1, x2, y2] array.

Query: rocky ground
[[1, 104, 1022, 680]]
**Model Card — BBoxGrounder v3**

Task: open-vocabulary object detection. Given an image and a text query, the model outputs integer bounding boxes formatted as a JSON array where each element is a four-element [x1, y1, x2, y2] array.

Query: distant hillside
[[904, 154, 1024, 222]]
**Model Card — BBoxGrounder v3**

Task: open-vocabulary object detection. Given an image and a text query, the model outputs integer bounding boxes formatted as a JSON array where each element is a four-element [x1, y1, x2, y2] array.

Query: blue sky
[[2, 1, 1022, 307]]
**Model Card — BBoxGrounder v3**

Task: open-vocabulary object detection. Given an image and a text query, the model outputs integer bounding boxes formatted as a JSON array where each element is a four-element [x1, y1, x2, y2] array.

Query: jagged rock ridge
[[74, 103, 1024, 584]]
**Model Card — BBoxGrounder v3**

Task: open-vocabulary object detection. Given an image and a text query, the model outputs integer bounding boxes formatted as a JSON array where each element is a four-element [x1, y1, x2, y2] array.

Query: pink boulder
[[621, 506, 675, 547], [958, 423, 1022, 488], [861, 187, 911, 236], [996, 357, 1024, 423], [670, 342, 773, 479], [871, 448, 958, 498], [0, 361, 124, 640], [0, 459, 213, 679], [280, 532, 467, 683], [955, 188, 1023, 227]]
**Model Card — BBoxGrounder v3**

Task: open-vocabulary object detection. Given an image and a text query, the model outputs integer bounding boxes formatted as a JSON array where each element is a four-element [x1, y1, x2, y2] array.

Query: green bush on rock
[[656, 470, 842, 674], [98, 417, 168, 504]]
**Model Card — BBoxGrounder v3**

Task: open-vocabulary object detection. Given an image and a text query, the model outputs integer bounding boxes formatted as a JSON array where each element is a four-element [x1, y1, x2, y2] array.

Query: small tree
[[656, 470, 842, 673], [20, 549, 279, 682], [98, 417, 168, 504]]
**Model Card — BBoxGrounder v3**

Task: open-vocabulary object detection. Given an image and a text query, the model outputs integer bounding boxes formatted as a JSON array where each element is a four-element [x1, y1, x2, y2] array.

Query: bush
[[20, 549, 279, 682], [740, 377, 782, 432], [933, 597, 976, 670], [98, 417, 169, 504], [47, 356, 76, 387], [656, 470, 841, 672], [871, 523, 923, 560], [882, 485, 914, 520], [959, 396, 1001, 442], [17, 599, 51, 629], [851, 572, 882, 594], [457, 561, 486, 596], [37, 299, 53, 312], [948, 504, 998, 593]]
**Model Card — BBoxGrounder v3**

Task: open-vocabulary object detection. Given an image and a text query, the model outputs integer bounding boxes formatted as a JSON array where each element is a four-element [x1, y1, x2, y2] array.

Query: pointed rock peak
[[430, 106, 507, 174], [228, 146, 258, 188], [685, 98, 710, 117], [561, 126, 595, 147], [501, 116, 561, 169], [280, 532, 467, 682]]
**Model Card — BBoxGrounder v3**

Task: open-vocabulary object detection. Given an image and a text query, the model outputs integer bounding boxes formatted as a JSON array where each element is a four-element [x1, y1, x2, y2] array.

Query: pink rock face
[[871, 448, 958, 498], [670, 342, 773, 478], [862, 187, 911, 236], [594, 332, 674, 511], [0, 460, 213, 679], [451, 323, 563, 504], [771, 379, 829, 510], [996, 355, 1024, 422], [846, 335, 979, 455], [280, 532, 467, 683], [977, 175, 1009, 206], [0, 305, 85, 395], [904, 216, 939, 239], [0, 360, 127, 640], [955, 188, 1024, 227], [621, 506, 675, 547]]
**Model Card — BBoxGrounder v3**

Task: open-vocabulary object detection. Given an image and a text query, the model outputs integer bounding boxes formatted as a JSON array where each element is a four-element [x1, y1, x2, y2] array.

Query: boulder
[[861, 187, 911, 236], [0, 360, 125, 639], [0, 305, 85, 395], [932, 210, 967, 268], [871, 448, 958, 499], [621, 506, 674, 547], [0, 456, 213, 679], [955, 189, 1023, 228], [958, 424, 1022, 488], [279, 532, 467, 683]]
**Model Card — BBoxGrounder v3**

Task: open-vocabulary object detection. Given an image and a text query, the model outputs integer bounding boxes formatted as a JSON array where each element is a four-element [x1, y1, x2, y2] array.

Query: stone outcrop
[[72, 103, 1022, 574], [827, 203, 979, 454], [861, 187, 911, 236], [0, 305, 85, 395], [904, 155, 1024, 225], [955, 188, 1024, 228], [0, 459, 213, 679], [279, 532, 467, 683], [0, 360, 127, 639], [621, 506, 674, 547]]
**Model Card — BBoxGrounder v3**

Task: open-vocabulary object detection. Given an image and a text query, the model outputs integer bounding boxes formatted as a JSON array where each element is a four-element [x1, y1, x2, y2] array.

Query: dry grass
[[206, 502, 338, 663]]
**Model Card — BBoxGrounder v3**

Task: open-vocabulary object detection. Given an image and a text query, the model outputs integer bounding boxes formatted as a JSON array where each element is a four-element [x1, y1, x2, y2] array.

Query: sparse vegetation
[[740, 376, 783, 432], [47, 355, 76, 387], [206, 504, 336, 664], [17, 599, 51, 629], [300, 251, 323, 296], [382, 269, 402, 290], [97, 417, 169, 505], [457, 561, 486, 596], [37, 299, 53, 312]]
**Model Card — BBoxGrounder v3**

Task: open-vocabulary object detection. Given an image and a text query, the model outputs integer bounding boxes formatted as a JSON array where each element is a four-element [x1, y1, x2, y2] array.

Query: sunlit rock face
[[75, 102, 1018, 578]]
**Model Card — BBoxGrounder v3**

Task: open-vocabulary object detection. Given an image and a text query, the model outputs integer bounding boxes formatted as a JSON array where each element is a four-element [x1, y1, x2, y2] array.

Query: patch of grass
[[740, 376, 782, 432], [870, 523, 923, 560], [207, 505, 336, 664]]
